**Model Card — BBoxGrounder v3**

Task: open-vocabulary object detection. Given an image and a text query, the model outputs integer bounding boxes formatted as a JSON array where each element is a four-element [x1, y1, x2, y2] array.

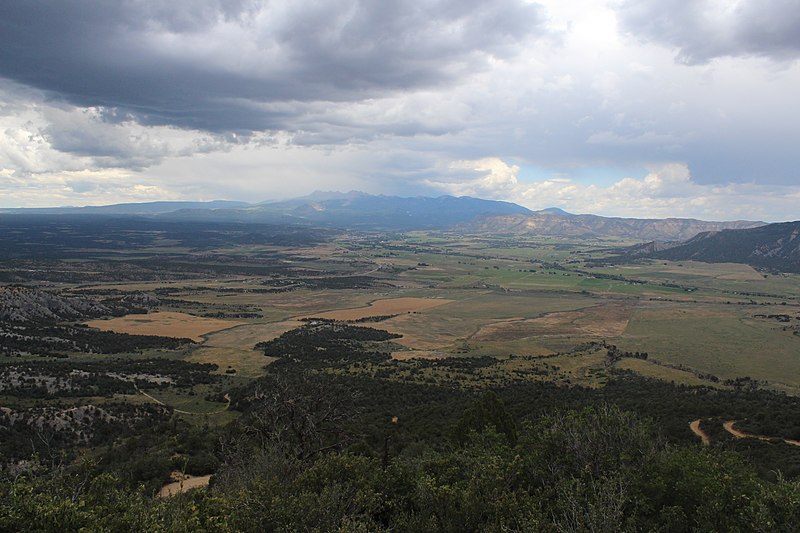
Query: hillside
[[465, 211, 764, 241], [645, 221, 800, 272], [0, 286, 155, 323]]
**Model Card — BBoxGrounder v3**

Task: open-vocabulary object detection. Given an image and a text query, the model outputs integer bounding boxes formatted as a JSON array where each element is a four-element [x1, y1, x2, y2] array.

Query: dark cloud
[[0, 0, 546, 132], [617, 0, 800, 64]]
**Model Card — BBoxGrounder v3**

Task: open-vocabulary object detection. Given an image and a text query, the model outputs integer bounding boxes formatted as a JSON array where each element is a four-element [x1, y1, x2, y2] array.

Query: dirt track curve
[[689, 419, 710, 445], [723, 420, 800, 447]]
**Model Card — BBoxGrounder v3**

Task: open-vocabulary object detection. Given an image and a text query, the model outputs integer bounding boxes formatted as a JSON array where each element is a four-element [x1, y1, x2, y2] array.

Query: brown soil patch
[[303, 297, 454, 321], [472, 303, 634, 341], [158, 472, 212, 497], [689, 419, 710, 445], [86, 312, 241, 342]]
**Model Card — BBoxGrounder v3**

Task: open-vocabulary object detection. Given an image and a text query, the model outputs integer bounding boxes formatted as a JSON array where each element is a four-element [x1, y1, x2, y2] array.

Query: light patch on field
[[86, 312, 241, 342], [303, 297, 454, 321], [472, 303, 634, 341]]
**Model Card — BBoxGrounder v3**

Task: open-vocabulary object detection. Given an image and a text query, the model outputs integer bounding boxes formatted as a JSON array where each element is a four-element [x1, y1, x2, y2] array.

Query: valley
[[2, 210, 800, 530]]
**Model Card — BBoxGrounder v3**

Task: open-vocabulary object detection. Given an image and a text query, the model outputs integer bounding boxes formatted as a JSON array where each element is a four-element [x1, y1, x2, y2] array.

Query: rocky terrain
[[0, 286, 156, 323]]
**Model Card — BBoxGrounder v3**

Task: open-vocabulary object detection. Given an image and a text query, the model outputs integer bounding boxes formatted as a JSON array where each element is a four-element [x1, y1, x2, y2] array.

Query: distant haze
[[1, 1, 799, 221]]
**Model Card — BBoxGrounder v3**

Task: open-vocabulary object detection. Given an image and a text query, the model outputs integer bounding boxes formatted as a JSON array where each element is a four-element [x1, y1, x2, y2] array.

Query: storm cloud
[[617, 0, 800, 64], [0, 0, 546, 131]]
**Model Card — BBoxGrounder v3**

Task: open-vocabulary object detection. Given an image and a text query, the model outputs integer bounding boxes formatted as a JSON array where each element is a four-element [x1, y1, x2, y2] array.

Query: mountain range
[[0, 192, 765, 241], [164, 191, 531, 230], [626, 222, 800, 273]]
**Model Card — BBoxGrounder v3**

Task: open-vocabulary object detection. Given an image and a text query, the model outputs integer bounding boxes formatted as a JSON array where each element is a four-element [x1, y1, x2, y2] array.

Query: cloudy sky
[[1, 0, 799, 220]]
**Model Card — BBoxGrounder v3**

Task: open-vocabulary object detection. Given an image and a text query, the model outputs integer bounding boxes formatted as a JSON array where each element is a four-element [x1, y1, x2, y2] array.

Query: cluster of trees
[[0, 403, 173, 473], [4, 320, 800, 529], [256, 323, 401, 367], [0, 359, 219, 398], [0, 324, 192, 357], [605, 345, 648, 364]]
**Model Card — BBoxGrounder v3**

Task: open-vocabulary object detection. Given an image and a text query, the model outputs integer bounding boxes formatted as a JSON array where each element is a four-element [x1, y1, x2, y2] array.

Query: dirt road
[[723, 420, 800, 446], [689, 419, 710, 445]]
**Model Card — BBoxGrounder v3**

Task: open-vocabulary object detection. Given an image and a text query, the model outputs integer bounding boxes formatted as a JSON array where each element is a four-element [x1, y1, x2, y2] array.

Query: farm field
[[58, 229, 800, 395]]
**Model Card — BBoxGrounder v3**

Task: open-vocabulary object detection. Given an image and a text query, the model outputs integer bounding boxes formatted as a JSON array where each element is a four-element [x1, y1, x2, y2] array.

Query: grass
[[22, 232, 800, 396], [305, 297, 455, 321], [620, 302, 800, 390], [184, 322, 298, 378], [614, 358, 726, 388]]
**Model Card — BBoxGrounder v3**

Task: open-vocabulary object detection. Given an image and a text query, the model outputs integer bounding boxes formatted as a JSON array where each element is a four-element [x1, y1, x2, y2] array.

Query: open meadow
[[65, 230, 800, 397]]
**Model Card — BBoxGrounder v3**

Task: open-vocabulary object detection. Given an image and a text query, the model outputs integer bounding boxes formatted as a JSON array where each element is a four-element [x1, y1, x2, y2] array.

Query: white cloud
[[0, 1, 798, 218], [426, 158, 799, 221]]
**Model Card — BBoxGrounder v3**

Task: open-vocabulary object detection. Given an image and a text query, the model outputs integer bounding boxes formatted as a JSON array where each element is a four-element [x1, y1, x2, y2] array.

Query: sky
[[1, 0, 799, 221]]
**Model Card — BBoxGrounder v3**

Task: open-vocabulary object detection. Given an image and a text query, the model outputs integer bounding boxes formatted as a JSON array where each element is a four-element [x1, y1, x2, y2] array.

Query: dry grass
[[304, 297, 454, 321], [185, 322, 300, 377], [86, 312, 242, 342], [472, 303, 634, 341]]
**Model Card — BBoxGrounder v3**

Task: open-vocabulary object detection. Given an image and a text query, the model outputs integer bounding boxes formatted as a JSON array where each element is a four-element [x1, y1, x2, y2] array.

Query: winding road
[[723, 420, 800, 447]]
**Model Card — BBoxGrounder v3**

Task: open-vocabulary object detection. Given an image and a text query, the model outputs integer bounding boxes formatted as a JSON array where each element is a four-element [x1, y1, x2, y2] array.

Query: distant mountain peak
[[537, 207, 572, 216]]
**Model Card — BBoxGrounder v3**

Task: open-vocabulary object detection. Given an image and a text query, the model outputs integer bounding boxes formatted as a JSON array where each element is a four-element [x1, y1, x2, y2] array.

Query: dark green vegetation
[[0, 359, 218, 397], [0, 324, 191, 356], [2, 210, 800, 531], [3, 324, 800, 531], [0, 215, 332, 263]]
